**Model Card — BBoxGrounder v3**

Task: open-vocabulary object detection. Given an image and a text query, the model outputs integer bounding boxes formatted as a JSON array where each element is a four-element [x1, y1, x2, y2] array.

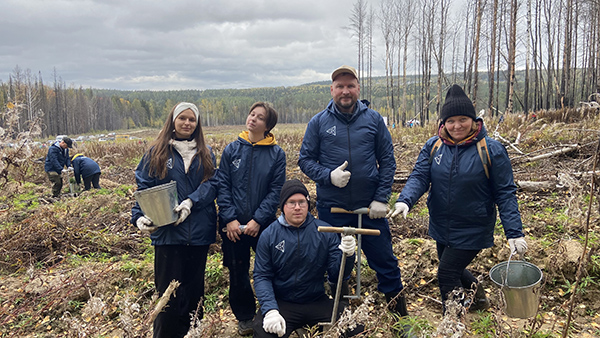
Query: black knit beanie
[[279, 179, 309, 210], [440, 84, 476, 123]]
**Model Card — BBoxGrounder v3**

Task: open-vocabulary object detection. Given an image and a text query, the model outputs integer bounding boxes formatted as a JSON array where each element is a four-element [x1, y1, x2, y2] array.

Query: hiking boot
[[468, 283, 490, 312], [238, 319, 253, 336]]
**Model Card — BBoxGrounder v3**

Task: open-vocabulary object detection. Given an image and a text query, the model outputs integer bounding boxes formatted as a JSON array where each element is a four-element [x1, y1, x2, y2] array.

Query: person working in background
[[218, 102, 286, 336], [70, 154, 102, 190], [131, 102, 218, 338], [388, 84, 528, 313], [44, 137, 73, 197], [298, 66, 409, 319], [252, 179, 358, 338]]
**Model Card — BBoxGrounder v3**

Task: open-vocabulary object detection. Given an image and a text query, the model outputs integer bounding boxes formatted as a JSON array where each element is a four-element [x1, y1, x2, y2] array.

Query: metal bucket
[[134, 181, 178, 226], [489, 260, 543, 318]]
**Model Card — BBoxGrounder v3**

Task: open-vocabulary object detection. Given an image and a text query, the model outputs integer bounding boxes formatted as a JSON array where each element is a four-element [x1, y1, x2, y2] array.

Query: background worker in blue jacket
[[252, 179, 357, 338], [388, 85, 528, 313], [44, 137, 72, 197], [130, 102, 218, 338], [298, 66, 408, 316], [70, 154, 101, 190], [217, 102, 286, 336]]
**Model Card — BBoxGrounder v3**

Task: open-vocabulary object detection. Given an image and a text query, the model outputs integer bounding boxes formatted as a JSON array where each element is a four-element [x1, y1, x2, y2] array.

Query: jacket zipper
[[346, 123, 352, 205]]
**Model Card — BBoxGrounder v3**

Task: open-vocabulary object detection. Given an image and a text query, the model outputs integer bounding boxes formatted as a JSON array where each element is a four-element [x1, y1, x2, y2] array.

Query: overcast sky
[[1, 0, 388, 91]]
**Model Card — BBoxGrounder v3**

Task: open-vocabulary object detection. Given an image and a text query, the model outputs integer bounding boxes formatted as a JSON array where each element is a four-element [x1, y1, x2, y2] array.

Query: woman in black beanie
[[389, 84, 528, 314]]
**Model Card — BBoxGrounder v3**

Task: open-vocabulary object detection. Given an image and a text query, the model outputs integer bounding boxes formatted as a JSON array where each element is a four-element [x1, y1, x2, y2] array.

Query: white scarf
[[171, 139, 197, 173]]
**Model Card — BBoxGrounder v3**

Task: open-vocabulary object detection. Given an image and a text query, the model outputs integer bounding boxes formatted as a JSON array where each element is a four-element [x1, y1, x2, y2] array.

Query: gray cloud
[[1, 0, 369, 90]]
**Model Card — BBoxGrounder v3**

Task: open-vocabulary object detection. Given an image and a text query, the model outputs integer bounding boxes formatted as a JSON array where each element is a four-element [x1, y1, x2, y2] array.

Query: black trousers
[[83, 173, 101, 190], [252, 296, 334, 338], [436, 242, 480, 307], [153, 245, 209, 338], [220, 231, 259, 322]]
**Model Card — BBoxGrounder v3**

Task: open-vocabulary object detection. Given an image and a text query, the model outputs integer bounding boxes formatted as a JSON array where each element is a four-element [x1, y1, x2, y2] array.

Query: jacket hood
[[439, 117, 487, 146], [238, 130, 277, 146], [277, 212, 313, 229], [326, 98, 369, 123]]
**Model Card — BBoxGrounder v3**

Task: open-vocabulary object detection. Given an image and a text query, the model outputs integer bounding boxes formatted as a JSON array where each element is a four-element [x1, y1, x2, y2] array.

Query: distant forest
[[2, 66, 597, 139]]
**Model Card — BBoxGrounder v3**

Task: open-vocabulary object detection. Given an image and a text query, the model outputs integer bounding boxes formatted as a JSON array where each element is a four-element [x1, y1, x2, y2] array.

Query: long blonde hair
[[145, 103, 214, 181]]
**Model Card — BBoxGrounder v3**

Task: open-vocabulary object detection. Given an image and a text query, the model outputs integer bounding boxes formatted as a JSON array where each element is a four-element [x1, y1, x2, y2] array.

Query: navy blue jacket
[[298, 99, 396, 210], [131, 146, 218, 246], [44, 142, 70, 173], [71, 155, 101, 184], [253, 214, 354, 314], [398, 121, 524, 250], [217, 132, 286, 228]]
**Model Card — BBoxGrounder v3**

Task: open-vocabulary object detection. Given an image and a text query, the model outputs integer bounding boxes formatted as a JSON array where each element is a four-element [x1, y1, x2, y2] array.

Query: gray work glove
[[136, 216, 157, 234], [330, 161, 351, 188], [368, 200, 388, 219], [339, 235, 356, 255], [508, 237, 528, 256], [387, 202, 409, 219], [174, 198, 192, 225], [263, 309, 286, 337]]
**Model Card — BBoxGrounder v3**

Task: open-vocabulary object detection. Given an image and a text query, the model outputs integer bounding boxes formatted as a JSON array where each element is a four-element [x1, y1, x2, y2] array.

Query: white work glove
[[387, 202, 409, 219], [68, 167, 74, 171], [508, 237, 528, 257], [61, 169, 69, 174], [136, 216, 157, 234], [330, 161, 351, 188], [368, 200, 388, 219], [339, 235, 356, 255], [174, 198, 193, 225], [263, 309, 286, 337]]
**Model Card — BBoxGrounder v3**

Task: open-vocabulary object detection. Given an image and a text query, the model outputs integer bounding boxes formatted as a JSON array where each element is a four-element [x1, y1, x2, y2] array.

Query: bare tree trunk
[[560, 0, 574, 108], [488, 0, 499, 115], [524, 0, 532, 115], [506, 0, 519, 114], [434, 0, 450, 117], [350, 0, 367, 85], [471, 0, 484, 109]]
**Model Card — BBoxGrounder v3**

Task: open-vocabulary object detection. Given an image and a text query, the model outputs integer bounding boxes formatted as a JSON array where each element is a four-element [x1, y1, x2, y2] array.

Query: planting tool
[[317, 226, 380, 329], [221, 224, 247, 233], [330, 207, 370, 299]]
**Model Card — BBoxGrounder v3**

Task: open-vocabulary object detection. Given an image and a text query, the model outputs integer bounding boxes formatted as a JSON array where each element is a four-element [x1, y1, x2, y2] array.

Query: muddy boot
[[385, 292, 409, 317], [385, 292, 418, 338], [468, 283, 490, 312]]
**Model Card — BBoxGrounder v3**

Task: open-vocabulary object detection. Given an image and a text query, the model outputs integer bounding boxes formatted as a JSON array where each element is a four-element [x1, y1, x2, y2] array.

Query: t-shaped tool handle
[[317, 226, 380, 237], [330, 207, 370, 215]]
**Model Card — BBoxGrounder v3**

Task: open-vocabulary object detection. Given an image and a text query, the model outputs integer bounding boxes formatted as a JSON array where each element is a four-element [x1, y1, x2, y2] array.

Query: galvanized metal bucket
[[489, 260, 543, 318], [134, 181, 178, 226]]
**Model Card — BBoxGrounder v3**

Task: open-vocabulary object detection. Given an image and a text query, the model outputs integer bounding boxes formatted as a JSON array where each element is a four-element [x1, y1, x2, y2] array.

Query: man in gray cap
[[44, 137, 72, 197], [298, 65, 409, 318]]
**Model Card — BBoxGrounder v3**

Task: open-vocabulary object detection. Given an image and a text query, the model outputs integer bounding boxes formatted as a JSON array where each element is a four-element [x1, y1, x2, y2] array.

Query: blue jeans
[[436, 242, 480, 307]]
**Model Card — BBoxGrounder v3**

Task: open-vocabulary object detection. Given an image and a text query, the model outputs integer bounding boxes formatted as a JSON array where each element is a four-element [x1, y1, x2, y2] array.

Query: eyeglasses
[[285, 200, 308, 208]]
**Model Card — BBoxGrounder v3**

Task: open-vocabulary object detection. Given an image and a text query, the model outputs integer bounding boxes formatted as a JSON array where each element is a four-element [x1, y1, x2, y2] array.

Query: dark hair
[[250, 102, 278, 137], [146, 102, 214, 181]]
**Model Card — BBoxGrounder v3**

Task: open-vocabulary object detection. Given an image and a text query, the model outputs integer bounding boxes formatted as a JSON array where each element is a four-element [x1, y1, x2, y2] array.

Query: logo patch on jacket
[[326, 126, 336, 136], [434, 153, 442, 165], [232, 159, 241, 169], [275, 240, 285, 253], [167, 157, 173, 169]]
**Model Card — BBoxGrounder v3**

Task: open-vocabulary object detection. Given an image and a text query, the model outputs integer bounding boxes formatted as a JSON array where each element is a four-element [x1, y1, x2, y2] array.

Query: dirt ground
[[1, 111, 600, 337]]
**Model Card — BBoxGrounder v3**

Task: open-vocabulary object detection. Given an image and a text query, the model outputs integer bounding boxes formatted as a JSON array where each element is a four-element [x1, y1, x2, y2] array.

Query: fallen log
[[516, 180, 559, 192]]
